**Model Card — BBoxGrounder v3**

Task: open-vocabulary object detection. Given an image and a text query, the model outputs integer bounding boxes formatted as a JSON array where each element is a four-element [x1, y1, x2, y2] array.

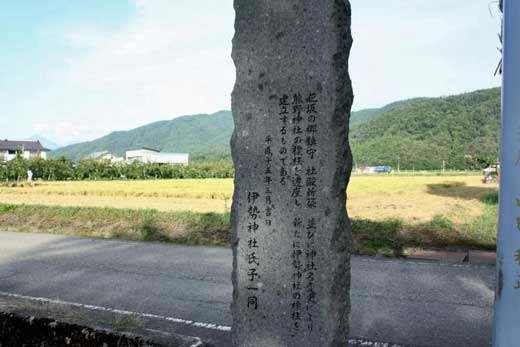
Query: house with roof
[[0, 140, 50, 162], [125, 148, 189, 165]]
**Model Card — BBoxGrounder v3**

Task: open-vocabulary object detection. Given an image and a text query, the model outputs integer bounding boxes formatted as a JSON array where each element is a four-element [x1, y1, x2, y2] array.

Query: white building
[[84, 151, 124, 163], [125, 148, 189, 165], [0, 140, 49, 162]]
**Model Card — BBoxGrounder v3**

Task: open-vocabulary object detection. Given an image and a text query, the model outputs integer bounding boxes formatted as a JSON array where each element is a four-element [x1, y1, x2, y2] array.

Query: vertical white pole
[[493, 0, 520, 345]]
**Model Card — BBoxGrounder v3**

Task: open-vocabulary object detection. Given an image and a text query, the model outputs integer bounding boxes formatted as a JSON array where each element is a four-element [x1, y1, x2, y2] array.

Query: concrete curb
[[0, 311, 207, 347], [407, 249, 496, 265]]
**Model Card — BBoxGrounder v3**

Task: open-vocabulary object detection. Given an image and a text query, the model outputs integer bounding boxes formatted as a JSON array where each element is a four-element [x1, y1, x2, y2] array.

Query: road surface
[[0, 232, 494, 346]]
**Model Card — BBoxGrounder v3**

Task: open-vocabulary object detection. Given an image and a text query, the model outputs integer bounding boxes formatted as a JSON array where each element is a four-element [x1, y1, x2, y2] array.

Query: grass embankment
[[0, 175, 498, 255], [0, 189, 498, 256], [352, 192, 498, 255], [0, 204, 231, 247]]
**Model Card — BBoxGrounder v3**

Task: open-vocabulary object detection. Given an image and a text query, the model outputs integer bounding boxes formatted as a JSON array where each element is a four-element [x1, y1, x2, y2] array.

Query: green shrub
[[0, 157, 234, 181]]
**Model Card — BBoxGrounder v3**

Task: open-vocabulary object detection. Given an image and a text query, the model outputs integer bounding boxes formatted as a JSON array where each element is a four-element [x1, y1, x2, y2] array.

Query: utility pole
[[442, 160, 446, 174], [493, 0, 520, 345]]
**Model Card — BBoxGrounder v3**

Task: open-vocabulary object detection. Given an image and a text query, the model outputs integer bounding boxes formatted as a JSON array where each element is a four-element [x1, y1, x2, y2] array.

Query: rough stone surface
[[231, 1, 354, 346], [0, 312, 160, 347]]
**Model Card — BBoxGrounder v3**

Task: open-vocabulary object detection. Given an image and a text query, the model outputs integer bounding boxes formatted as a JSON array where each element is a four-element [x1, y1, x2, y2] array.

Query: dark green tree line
[[0, 157, 234, 181]]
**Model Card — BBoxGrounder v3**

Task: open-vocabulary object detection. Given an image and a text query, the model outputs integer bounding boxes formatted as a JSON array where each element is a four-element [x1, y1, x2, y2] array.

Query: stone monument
[[231, 1, 354, 346]]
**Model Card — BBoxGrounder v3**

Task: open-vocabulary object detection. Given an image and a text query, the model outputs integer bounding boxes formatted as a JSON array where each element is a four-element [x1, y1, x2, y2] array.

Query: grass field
[[0, 175, 499, 255]]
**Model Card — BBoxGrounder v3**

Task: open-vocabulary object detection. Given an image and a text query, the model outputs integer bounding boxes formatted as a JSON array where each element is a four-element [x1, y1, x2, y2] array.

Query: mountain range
[[26, 135, 61, 150], [50, 87, 501, 169], [351, 88, 500, 170], [50, 111, 234, 161]]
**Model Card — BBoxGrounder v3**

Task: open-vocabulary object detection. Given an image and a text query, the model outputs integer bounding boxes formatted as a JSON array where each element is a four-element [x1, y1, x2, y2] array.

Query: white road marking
[[0, 290, 231, 332], [348, 339, 406, 347], [0, 291, 414, 346], [189, 337, 204, 347]]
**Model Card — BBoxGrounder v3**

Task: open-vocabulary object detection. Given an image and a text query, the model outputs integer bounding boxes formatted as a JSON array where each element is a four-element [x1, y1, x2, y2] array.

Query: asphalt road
[[0, 232, 495, 346]]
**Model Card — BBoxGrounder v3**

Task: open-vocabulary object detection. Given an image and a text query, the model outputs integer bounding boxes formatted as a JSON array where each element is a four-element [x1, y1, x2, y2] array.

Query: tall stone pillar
[[231, 1, 354, 346]]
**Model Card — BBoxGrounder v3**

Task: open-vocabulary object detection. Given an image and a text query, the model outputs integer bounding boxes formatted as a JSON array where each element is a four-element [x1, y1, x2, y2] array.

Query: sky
[[0, 0, 502, 146]]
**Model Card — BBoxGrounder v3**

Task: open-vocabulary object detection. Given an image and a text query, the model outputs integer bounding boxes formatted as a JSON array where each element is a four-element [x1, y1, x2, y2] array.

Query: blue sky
[[0, 0, 502, 145]]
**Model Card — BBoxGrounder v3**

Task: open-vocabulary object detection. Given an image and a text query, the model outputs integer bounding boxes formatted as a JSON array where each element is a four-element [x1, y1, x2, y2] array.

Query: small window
[[7, 150, 16, 155]]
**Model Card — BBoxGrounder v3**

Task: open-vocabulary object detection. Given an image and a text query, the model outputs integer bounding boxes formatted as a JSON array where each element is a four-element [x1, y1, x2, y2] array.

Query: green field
[[0, 175, 498, 255]]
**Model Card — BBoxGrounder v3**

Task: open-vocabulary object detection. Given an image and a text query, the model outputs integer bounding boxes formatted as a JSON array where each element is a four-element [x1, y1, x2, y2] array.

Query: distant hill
[[26, 135, 61, 150], [51, 88, 501, 169], [350, 98, 422, 125], [350, 88, 500, 170], [50, 99, 428, 161], [50, 111, 234, 161]]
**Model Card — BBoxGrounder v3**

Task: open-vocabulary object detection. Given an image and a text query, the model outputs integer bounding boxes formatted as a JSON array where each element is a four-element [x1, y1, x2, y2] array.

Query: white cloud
[[32, 0, 235, 144], [5, 0, 502, 144], [32, 122, 106, 146], [349, 0, 501, 109]]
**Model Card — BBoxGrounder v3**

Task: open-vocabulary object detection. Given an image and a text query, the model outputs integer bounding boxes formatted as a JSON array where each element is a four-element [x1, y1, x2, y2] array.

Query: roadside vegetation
[[0, 194, 497, 256], [0, 175, 498, 256], [0, 204, 231, 246]]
